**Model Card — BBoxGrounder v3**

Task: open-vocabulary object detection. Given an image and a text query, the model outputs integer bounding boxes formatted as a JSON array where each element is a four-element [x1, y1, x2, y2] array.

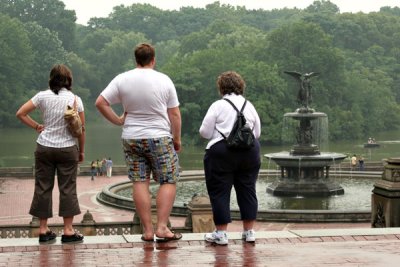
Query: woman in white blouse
[[200, 71, 261, 245], [16, 64, 85, 244]]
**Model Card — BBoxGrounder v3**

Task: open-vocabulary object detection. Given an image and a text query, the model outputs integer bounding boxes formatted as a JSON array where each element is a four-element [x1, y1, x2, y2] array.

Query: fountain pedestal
[[372, 158, 400, 227], [265, 152, 346, 197]]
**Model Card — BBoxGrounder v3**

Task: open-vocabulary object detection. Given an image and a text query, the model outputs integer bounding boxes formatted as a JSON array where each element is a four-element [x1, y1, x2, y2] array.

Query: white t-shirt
[[31, 88, 84, 148], [199, 94, 261, 149], [101, 68, 180, 139]]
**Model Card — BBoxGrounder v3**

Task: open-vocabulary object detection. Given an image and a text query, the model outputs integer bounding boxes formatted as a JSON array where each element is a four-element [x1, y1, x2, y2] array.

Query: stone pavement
[[1, 175, 400, 266], [1, 228, 400, 266]]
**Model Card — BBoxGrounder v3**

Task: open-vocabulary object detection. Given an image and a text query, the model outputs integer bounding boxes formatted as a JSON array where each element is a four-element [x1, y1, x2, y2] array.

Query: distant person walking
[[358, 156, 365, 171], [106, 157, 113, 177], [16, 64, 84, 244], [95, 43, 182, 242], [351, 154, 357, 170], [90, 161, 97, 180], [96, 159, 102, 176], [101, 158, 107, 176]]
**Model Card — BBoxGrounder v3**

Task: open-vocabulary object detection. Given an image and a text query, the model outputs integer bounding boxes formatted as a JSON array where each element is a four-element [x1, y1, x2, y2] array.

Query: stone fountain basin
[[96, 172, 375, 222], [264, 152, 347, 168], [284, 111, 327, 119]]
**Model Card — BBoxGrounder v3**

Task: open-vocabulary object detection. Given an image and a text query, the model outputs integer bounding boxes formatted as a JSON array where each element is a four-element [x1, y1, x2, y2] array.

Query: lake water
[[1, 122, 400, 169]]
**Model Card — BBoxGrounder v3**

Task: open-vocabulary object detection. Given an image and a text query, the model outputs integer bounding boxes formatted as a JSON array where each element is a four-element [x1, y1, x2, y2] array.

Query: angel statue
[[284, 71, 319, 109]]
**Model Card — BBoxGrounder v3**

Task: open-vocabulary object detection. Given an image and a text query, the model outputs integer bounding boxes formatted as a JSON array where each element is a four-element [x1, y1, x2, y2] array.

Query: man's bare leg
[[133, 180, 154, 239], [155, 183, 176, 238]]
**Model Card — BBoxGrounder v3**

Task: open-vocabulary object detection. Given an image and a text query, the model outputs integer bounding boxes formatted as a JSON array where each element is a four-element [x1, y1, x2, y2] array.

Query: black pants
[[203, 140, 261, 225], [29, 143, 81, 218]]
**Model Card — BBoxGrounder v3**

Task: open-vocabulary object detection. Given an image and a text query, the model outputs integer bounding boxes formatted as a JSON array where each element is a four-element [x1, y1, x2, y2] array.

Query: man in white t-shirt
[[95, 43, 182, 242]]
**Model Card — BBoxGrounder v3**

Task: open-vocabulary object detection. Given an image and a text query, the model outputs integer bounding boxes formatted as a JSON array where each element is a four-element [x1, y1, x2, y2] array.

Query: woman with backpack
[[199, 71, 261, 245]]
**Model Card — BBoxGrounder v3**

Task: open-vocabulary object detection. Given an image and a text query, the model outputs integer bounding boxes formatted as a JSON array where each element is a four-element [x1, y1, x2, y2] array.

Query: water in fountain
[[114, 175, 375, 211]]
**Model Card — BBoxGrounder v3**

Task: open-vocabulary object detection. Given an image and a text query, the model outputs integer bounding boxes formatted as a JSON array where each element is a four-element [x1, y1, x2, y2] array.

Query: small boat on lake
[[364, 137, 380, 148], [364, 143, 380, 148]]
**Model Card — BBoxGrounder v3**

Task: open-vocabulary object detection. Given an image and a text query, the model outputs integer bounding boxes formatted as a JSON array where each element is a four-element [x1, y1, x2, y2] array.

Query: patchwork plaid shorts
[[122, 137, 179, 184]]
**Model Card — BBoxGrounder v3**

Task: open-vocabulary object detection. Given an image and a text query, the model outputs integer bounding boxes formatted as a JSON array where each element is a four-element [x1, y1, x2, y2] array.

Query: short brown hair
[[134, 43, 155, 67], [217, 71, 245, 95], [48, 64, 72, 94]]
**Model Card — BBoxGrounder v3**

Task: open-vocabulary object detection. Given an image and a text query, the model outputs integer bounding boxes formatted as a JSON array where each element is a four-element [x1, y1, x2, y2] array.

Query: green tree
[[0, 0, 76, 51], [75, 28, 115, 65], [89, 4, 174, 42], [0, 14, 33, 127], [265, 21, 345, 108], [23, 22, 68, 89], [94, 31, 149, 100], [305, 0, 339, 14]]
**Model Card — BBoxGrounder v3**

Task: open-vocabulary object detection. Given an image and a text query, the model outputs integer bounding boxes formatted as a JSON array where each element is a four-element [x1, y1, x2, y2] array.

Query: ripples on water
[[118, 176, 377, 211]]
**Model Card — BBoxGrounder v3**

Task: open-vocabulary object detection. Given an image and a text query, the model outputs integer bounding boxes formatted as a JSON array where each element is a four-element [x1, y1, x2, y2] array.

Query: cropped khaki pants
[[29, 143, 81, 218]]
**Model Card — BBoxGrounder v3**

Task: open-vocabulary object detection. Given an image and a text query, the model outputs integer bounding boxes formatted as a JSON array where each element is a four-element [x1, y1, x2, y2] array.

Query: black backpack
[[218, 98, 255, 150]]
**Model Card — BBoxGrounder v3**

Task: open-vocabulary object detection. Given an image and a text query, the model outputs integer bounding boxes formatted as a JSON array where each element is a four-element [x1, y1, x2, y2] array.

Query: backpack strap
[[223, 98, 247, 114], [218, 98, 247, 138], [239, 99, 247, 113]]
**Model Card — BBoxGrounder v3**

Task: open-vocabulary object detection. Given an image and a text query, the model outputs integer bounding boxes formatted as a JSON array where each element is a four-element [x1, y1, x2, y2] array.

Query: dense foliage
[[1, 0, 400, 145]]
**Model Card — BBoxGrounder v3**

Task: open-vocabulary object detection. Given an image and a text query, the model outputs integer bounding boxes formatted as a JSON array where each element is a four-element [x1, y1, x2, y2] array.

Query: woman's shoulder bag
[[64, 96, 83, 138]]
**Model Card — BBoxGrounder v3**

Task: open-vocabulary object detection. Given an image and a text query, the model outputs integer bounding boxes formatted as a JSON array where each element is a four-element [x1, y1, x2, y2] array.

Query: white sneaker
[[204, 230, 228, 245], [242, 229, 256, 243]]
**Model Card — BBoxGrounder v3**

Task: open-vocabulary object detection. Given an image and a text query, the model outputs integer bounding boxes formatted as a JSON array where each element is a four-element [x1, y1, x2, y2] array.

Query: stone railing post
[[29, 216, 40, 238], [132, 214, 142, 234], [80, 210, 96, 236], [185, 194, 214, 233], [372, 158, 400, 227]]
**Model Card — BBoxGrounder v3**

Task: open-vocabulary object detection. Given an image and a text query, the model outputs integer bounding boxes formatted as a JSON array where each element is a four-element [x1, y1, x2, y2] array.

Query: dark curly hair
[[217, 71, 245, 96], [48, 64, 72, 94]]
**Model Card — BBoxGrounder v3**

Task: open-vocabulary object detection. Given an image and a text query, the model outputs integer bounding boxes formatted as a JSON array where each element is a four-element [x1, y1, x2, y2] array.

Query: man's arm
[[167, 106, 181, 152], [95, 95, 126, 126]]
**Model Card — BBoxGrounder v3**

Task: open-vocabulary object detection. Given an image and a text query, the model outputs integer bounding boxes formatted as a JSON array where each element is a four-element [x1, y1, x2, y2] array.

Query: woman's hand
[[79, 152, 85, 163], [35, 124, 44, 133]]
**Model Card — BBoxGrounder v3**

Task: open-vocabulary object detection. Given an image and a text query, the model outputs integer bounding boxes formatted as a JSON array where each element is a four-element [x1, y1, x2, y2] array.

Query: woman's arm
[[77, 111, 86, 163], [16, 100, 44, 133], [199, 106, 217, 139]]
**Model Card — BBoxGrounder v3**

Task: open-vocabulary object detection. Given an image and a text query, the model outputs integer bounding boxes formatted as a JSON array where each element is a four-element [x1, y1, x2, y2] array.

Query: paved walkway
[[1, 175, 400, 266], [1, 229, 400, 266]]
